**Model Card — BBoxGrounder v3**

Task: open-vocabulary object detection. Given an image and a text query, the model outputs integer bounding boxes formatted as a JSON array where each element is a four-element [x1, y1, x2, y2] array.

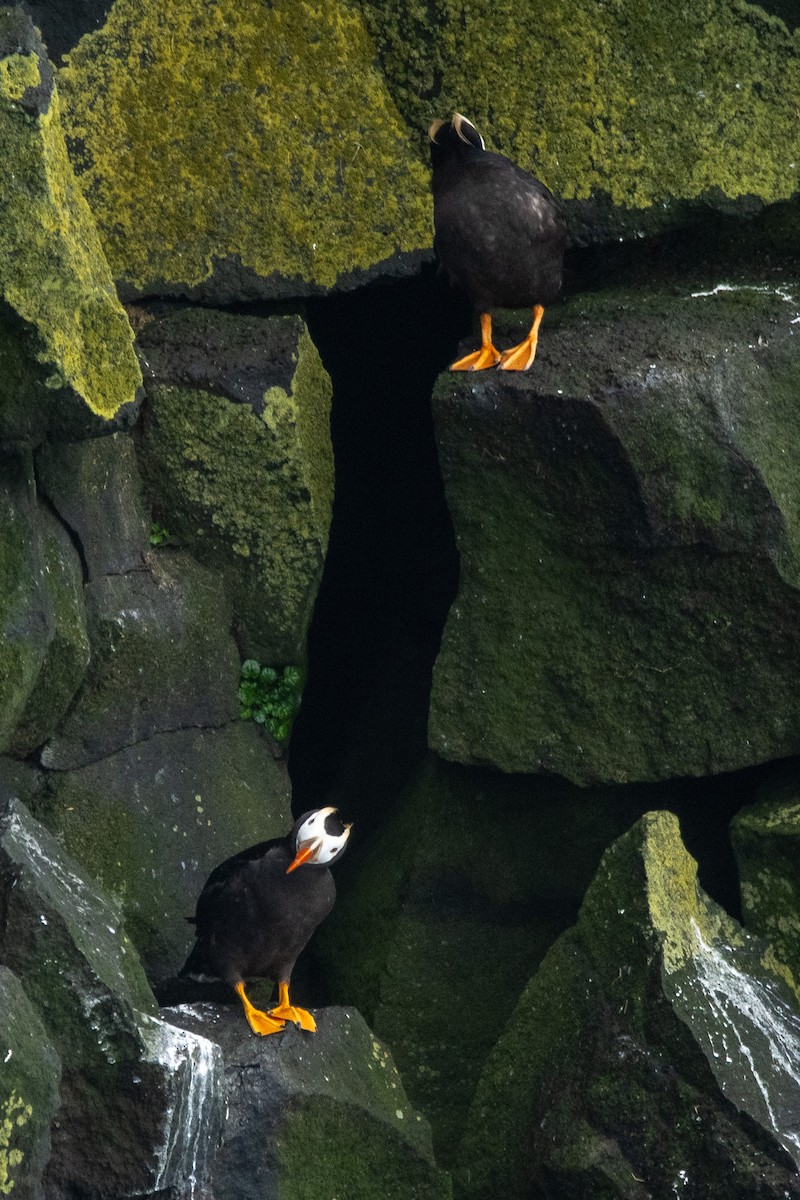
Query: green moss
[[430, 283, 800, 784], [0, 1092, 31, 1195], [277, 1096, 451, 1200], [362, 0, 800, 211], [0, 33, 140, 417], [139, 314, 334, 661], [58, 0, 430, 293]]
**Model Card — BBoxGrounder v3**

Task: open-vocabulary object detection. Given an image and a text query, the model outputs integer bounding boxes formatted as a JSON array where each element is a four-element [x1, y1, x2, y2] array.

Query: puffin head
[[428, 112, 486, 168], [286, 807, 352, 874]]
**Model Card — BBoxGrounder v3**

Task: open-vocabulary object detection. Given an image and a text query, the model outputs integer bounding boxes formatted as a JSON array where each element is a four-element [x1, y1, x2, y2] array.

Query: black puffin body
[[429, 113, 568, 371], [181, 807, 351, 1035]]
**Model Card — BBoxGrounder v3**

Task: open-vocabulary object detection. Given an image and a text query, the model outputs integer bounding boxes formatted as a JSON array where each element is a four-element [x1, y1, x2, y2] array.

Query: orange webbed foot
[[235, 980, 286, 1037], [499, 304, 545, 372], [450, 311, 501, 371], [269, 981, 317, 1031]]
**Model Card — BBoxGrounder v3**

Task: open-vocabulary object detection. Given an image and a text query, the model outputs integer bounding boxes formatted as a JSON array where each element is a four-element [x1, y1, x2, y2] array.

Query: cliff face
[[4, 1, 800, 1197]]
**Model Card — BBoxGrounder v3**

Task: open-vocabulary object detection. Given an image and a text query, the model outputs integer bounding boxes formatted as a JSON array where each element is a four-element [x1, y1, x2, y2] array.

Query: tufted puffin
[[180, 807, 352, 1035], [429, 112, 568, 371]]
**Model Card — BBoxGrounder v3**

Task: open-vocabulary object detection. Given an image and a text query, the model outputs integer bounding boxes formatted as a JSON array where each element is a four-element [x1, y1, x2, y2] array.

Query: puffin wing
[[190, 838, 285, 930]]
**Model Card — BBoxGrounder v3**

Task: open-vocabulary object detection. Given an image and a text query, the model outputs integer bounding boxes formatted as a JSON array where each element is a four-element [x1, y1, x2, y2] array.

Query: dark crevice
[[288, 265, 466, 830]]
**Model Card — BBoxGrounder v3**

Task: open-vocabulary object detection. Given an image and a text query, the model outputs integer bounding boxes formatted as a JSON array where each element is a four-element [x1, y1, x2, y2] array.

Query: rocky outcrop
[[0, 9, 140, 423], [362, 0, 800, 242], [40, 723, 292, 983], [0, 452, 89, 757], [137, 307, 334, 662], [458, 811, 800, 1200], [56, 0, 431, 302], [430, 283, 800, 784], [0, 796, 225, 1199], [166, 1003, 453, 1200], [731, 763, 800, 982]]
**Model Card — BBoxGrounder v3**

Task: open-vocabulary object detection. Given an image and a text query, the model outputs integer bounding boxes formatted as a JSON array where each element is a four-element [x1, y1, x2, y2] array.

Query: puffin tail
[[179, 937, 212, 979]]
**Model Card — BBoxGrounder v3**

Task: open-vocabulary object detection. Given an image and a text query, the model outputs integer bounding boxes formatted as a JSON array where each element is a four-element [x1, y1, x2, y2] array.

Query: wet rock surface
[[0, 796, 225, 1199], [165, 1002, 452, 1200], [430, 283, 800, 784], [459, 811, 800, 1200]]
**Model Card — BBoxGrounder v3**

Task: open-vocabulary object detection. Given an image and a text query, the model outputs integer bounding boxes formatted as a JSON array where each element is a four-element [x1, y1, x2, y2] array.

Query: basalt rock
[[137, 307, 334, 662], [0, 796, 225, 1199], [39, 722, 292, 984], [165, 1002, 452, 1200], [459, 811, 800, 1200], [731, 760, 800, 983], [430, 282, 800, 785], [0, 452, 89, 757]]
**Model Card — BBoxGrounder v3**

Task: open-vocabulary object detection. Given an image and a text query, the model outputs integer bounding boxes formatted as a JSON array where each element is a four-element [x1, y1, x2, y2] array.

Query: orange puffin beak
[[286, 838, 322, 874]]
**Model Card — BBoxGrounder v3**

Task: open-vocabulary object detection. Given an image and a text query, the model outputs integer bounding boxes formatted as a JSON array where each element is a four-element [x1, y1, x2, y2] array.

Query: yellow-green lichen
[[363, 0, 800, 209], [0, 53, 141, 416], [58, 0, 431, 293], [0, 1092, 31, 1195]]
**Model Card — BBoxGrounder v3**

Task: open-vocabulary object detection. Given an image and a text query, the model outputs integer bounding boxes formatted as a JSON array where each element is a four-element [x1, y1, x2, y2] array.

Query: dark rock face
[[0, 797, 225, 1199], [731, 762, 800, 982], [36, 433, 150, 579], [41, 549, 240, 770], [40, 723, 292, 984], [0, 452, 89, 757], [459, 811, 800, 1200], [430, 284, 800, 784], [165, 1003, 452, 1200]]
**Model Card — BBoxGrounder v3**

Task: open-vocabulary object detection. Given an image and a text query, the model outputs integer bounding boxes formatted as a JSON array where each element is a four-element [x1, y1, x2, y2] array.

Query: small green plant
[[239, 660, 303, 744], [149, 521, 171, 546]]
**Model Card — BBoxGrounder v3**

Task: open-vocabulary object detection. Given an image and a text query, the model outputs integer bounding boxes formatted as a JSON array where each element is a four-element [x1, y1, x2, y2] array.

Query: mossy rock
[[314, 753, 664, 1161], [41, 548, 240, 769], [363, 0, 800, 242], [0, 452, 89, 757], [57, 0, 431, 301], [0, 967, 61, 1200], [38, 721, 292, 983], [458, 810, 800, 1200], [430, 282, 800, 785], [0, 9, 140, 422], [137, 308, 334, 662], [731, 760, 800, 982], [166, 1004, 452, 1200], [0, 795, 226, 1197]]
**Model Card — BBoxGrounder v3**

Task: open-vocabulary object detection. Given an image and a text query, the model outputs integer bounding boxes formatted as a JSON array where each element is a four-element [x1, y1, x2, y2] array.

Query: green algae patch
[[138, 309, 333, 661], [58, 0, 431, 298], [459, 811, 800, 1200], [430, 283, 800, 784], [363, 0, 800, 219], [0, 13, 140, 418]]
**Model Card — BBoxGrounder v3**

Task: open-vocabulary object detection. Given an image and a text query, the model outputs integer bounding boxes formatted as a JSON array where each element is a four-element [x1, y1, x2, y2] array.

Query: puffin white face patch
[[296, 806, 352, 865]]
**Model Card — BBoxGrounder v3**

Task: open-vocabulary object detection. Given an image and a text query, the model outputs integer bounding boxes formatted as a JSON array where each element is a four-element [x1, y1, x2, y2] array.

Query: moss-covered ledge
[[57, 0, 431, 301], [362, 0, 800, 241], [0, 9, 140, 419]]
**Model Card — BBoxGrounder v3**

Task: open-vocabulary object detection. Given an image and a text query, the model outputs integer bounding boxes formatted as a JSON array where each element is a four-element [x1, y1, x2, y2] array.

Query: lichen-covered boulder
[[430, 283, 800, 785], [0, 452, 89, 756], [57, 0, 430, 302], [0, 796, 225, 1199], [314, 754, 660, 1160], [0, 967, 61, 1200], [36, 432, 150, 578], [731, 762, 800, 982], [363, 0, 800, 242], [166, 1003, 452, 1200], [137, 308, 334, 662], [39, 722, 292, 982], [0, 9, 140, 422], [458, 811, 800, 1200], [41, 548, 240, 769]]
